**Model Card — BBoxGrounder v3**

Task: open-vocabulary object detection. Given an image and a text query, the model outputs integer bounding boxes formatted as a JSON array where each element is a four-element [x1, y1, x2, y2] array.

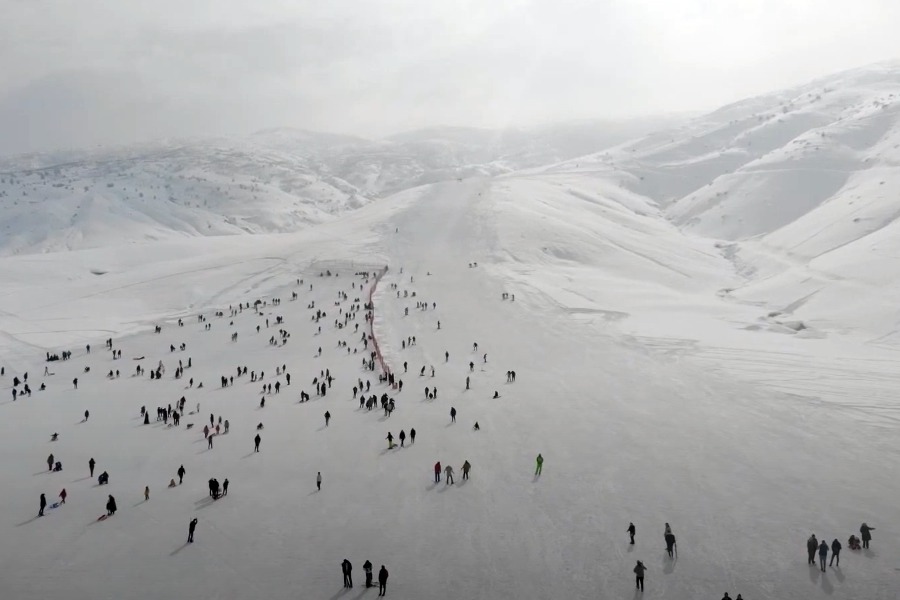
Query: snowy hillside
[[0, 120, 671, 256], [536, 62, 900, 349], [2, 174, 900, 600], [4, 64, 900, 600]]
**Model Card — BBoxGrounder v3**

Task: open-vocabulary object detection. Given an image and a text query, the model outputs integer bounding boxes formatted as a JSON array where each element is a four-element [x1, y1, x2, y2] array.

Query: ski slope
[[2, 174, 899, 600]]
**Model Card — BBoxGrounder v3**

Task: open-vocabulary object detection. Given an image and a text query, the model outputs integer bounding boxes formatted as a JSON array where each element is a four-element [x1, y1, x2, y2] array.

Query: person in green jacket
[[535, 453, 543, 476]]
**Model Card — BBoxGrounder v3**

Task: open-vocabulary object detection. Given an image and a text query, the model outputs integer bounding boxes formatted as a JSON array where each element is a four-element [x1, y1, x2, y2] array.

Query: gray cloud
[[1, 0, 898, 154]]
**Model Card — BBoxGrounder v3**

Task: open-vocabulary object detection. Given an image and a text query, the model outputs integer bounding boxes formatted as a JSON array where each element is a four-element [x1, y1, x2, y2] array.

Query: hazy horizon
[[2, 0, 898, 155]]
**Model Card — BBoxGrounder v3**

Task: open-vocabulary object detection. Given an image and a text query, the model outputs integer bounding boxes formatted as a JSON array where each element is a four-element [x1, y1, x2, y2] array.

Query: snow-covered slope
[[0, 120, 673, 256], [0, 140, 370, 255], [2, 174, 899, 600], [4, 64, 900, 600]]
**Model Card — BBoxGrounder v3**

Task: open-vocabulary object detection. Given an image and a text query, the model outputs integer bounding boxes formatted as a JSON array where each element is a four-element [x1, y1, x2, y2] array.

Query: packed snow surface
[[3, 64, 900, 599]]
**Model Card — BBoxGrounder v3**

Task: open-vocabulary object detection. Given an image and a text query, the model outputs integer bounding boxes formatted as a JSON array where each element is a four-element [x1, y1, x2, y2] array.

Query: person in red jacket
[[434, 462, 441, 484]]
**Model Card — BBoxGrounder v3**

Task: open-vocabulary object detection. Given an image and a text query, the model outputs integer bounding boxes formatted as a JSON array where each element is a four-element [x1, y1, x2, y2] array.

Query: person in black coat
[[363, 560, 373, 587], [39, 493, 47, 516], [106, 495, 117, 516], [830, 538, 841, 566], [341, 559, 353, 588], [664, 532, 676, 558], [254, 434, 261, 452], [627, 522, 636, 544], [860, 523, 875, 549], [188, 518, 197, 542], [806, 534, 818, 565], [378, 565, 389, 596]]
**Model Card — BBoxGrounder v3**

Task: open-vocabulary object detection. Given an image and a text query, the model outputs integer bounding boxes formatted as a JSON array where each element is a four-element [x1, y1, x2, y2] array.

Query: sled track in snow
[[367, 266, 391, 377]]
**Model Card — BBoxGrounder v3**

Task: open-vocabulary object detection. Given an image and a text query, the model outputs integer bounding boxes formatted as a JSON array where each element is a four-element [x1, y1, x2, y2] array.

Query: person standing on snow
[[818, 539, 829, 572], [633, 560, 646, 592], [144, 486, 150, 501], [535, 453, 543, 476], [830, 538, 841, 566], [434, 461, 441, 483], [665, 530, 676, 558], [450, 407, 456, 423], [59, 488, 67, 504], [223, 479, 229, 496], [363, 560, 373, 588], [399, 430, 406, 447], [627, 522, 636, 545], [47, 454, 54, 471], [39, 493, 47, 516], [106, 494, 117, 516], [378, 565, 389, 596], [341, 559, 353, 588], [461, 460, 471, 480], [386, 432, 394, 449], [860, 523, 875, 549], [410, 428, 416, 444], [188, 518, 198, 542], [254, 434, 261, 452], [444, 464, 454, 485], [178, 464, 186, 484], [324, 411, 331, 427], [807, 534, 818, 565], [316, 471, 322, 491]]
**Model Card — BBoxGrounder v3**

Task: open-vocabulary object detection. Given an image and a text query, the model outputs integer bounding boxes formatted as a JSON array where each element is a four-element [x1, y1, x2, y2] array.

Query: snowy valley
[[2, 63, 900, 600]]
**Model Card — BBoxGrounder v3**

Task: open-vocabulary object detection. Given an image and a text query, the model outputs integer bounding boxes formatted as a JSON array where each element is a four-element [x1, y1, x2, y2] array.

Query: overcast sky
[[1, 0, 898, 154]]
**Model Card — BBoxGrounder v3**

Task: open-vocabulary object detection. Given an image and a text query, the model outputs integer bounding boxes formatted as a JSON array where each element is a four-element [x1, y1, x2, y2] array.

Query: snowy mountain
[[0, 119, 673, 256], [3, 64, 900, 600]]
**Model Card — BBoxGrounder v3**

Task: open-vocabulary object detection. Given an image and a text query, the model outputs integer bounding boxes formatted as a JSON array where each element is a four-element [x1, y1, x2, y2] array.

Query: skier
[[342, 559, 353, 588], [535, 453, 543, 476], [39, 493, 46, 516], [188, 518, 198, 542], [860, 523, 875, 549], [378, 565, 389, 597], [324, 411, 331, 427], [317, 471, 322, 491], [363, 560, 374, 588], [627, 522, 636, 544], [434, 461, 441, 483], [818, 539, 829, 572], [633, 560, 646, 592], [144, 486, 150, 501], [830, 538, 841, 566], [177, 464, 186, 484], [59, 488, 67, 504], [807, 534, 818, 565], [450, 407, 456, 423], [254, 434, 261, 452], [444, 464, 454, 484], [461, 460, 471, 480]]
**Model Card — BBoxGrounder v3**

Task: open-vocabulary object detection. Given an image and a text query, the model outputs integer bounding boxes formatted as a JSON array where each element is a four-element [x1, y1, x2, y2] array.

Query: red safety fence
[[367, 266, 391, 377]]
